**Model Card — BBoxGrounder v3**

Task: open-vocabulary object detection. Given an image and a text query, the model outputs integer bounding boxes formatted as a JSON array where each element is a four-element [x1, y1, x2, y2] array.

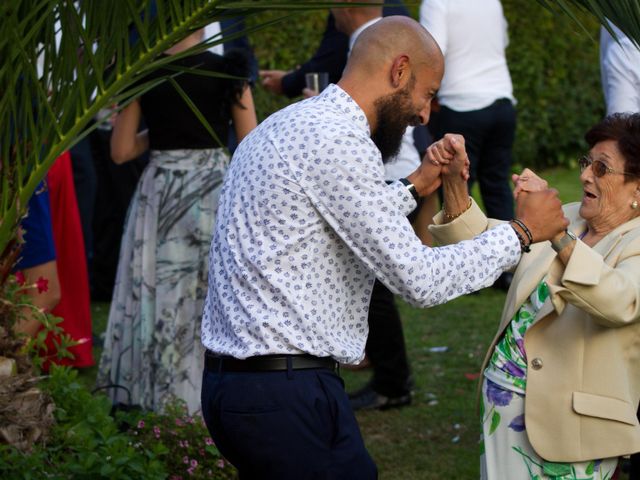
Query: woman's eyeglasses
[[578, 155, 637, 178]]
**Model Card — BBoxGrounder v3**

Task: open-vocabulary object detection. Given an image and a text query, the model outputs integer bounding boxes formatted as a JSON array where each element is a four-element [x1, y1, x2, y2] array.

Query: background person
[[600, 21, 640, 116], [429, 113, 640, 479], [420, 0, 517, 291], [96, 28, 257, 414], [200, 17, 567, 479]]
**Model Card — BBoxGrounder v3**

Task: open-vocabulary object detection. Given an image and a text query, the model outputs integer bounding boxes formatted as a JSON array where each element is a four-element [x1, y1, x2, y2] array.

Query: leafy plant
[[121, 401, 236, 479], [0, 365, 167, 479]]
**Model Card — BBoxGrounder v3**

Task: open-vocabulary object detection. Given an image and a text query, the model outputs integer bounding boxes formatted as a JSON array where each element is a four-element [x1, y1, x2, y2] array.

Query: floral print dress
[[480, 280, 618, 480]]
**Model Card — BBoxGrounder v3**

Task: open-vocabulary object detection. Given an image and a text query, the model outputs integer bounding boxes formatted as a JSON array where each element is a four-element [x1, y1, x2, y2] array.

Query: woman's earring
[[632, 200, 639, 210]]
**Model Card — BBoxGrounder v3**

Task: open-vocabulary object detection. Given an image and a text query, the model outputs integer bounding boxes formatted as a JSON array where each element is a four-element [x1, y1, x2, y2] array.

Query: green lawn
[[81, 167, 594, 479]]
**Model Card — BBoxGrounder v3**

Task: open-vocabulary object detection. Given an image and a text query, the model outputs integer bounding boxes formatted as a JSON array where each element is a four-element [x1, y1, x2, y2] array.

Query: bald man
[[200, 17, 567, 479]]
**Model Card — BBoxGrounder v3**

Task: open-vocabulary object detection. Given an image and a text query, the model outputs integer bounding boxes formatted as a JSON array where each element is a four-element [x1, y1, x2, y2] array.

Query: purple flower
[[486, 379, 513, 406], [504, 360, 525, 379], [183, 456, 189, 464], [137, 420, 145, 429], [205, 437, 214, 446], [508, 414, 526, 432], [190, 459, 198, 467], [187, 466, 195, 476]]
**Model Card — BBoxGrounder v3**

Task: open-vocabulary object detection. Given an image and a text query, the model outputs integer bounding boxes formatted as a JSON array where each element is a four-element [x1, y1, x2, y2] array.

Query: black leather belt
[[204, 350, 338, 373]]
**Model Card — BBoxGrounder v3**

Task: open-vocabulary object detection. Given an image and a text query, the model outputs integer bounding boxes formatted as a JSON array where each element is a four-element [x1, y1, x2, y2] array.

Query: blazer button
[[531, 357, 543, 370]]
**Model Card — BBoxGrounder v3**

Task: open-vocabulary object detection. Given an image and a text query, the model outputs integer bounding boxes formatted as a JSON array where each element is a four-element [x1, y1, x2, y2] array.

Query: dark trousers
[[366, 280, 411, 397], [70, 136, 97, 268], [201, 367, 377, 479], [90, 128, 148, 300], [429, 98, 516, 221]]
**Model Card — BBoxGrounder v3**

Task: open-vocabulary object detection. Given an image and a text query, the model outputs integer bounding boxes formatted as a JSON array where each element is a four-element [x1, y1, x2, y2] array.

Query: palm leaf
[[536, 0, 640, 46], [0, 0, 340, 261]]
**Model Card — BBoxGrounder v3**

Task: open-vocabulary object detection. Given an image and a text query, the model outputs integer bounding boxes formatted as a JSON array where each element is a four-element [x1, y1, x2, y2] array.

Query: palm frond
[[536, 0, 640, 46], [0, 0, 335, 258]]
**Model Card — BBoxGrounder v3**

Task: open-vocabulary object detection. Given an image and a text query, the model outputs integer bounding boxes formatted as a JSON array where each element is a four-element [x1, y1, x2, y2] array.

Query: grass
[[79, 166, 588, 478]]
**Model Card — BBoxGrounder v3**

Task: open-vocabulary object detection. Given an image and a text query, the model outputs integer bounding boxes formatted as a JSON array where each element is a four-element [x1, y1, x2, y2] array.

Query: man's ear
[[390, 54, 410, 89]]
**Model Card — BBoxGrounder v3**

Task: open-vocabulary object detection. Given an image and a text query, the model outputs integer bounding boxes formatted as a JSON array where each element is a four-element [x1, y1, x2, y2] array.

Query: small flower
[[204, 437, 214, 446], [216, 459, 225, 469], [35, 276, 49, 293], [187, 466, 195, 476], [137, 420, 145, 429], [175, 418, 184, 427], [183, 456, 189, 464], [190, 459, 198, 467], [153, 426, 161, 435], [15, 271, 26, 286]]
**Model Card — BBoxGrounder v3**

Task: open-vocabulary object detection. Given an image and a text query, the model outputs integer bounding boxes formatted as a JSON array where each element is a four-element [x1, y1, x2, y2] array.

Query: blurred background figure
[[420, 0, 517, 291], [96, 28, 257, 414], [600, 21, 640, 116]]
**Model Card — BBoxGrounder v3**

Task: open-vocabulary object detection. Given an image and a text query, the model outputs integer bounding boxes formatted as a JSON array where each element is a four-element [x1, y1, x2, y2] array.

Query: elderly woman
[[429, 113, 640, 479]]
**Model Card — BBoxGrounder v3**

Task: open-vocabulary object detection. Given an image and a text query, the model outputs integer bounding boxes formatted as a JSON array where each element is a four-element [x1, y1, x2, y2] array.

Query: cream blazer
[[429, 200, 640, 462]]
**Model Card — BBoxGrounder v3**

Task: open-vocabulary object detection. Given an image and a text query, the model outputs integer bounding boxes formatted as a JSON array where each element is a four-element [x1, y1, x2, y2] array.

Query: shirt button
[[531, 357, 543, 370]]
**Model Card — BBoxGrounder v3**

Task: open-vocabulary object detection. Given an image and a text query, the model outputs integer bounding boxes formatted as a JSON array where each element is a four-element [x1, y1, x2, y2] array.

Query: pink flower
[[183, 456, 189, 464], [175, 418, 184, 426], [204, 437, 214, 446], [153, 425, 161, 438], [15, 271, 26, 286], [137, 420, 145, 429], [190, 459, 198, 467], [35, 276, 48, 293], [216, 459, 225, 469], [187, 466, 195, 476]]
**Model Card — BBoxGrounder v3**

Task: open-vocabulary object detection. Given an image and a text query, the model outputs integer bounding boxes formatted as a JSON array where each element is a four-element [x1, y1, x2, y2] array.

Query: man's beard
[[371, 83, 420, 162]]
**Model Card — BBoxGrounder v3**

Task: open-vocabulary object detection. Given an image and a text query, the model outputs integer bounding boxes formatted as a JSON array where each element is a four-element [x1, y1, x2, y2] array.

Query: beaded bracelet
[[511, 218, 533, 246], [510, 221, 531, 253], [443, 198, 472, 221]]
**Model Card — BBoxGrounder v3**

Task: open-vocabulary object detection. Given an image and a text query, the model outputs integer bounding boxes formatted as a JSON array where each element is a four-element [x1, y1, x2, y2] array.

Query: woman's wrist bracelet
[[443, 197, 472, 221]]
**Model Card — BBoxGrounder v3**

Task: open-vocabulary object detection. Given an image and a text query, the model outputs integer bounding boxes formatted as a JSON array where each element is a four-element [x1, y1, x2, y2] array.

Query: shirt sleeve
[[419, 0, 448, 56], [303, 135, 521, 308]]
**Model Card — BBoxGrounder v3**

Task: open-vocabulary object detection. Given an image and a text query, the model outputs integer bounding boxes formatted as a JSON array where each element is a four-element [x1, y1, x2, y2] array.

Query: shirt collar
[[348, 17, 382, 53], [318, 83, 371, 136]]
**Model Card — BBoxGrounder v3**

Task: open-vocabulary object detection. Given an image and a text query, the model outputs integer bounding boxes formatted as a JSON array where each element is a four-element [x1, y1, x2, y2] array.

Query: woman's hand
[[512, 168, 548, 199], [426, 134, 470, 181]]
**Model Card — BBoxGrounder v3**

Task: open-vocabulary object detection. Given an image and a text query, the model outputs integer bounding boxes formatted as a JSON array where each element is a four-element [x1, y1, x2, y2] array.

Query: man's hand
[[407, 159, 443, 198], [512, 168, 548, 199], [259, 69, 289, 95], [426, 134, 469, 181], [515, 189, 569, 243]]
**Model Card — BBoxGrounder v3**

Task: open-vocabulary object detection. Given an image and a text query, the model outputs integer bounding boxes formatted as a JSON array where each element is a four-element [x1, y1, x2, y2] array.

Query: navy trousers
[[201, 366, 377, 479], [430, 98, 516, 221]]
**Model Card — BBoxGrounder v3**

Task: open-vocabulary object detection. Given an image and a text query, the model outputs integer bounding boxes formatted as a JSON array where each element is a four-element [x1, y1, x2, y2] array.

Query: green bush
[[247, 3, 603, 170], [0, 367, 235, 479]]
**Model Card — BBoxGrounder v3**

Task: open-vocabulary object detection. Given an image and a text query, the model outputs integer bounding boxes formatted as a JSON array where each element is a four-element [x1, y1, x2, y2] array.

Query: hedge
[[246, 1, 603, 170]]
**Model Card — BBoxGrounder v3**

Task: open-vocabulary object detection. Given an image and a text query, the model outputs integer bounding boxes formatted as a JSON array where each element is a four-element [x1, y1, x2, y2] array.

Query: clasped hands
[[408, 134, 569, 244]]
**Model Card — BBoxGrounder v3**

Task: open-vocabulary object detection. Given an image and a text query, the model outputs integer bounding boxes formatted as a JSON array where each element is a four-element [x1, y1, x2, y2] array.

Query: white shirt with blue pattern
[[201, 84, 520, 363]]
